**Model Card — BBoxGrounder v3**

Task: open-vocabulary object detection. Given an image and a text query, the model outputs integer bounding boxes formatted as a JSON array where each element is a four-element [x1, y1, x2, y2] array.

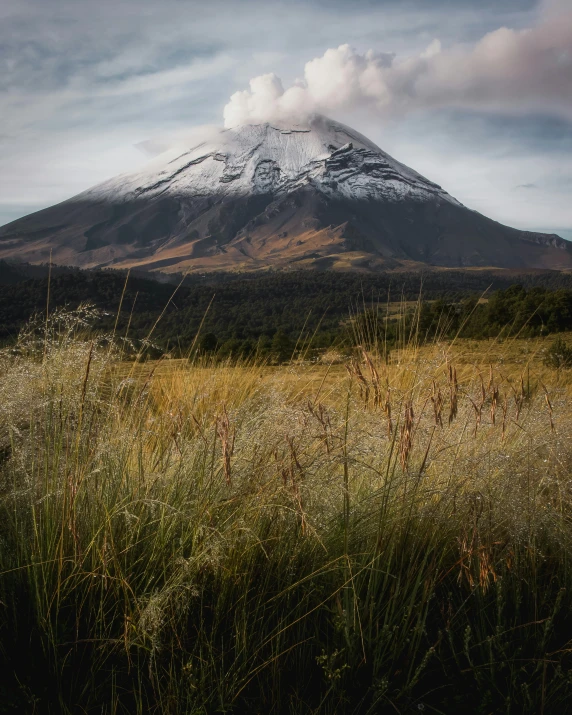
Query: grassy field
[[2, 310, 572, 713]]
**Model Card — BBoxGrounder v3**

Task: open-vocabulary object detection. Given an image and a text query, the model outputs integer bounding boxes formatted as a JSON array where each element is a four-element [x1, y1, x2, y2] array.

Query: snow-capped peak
[[80, 114, 459, 207]]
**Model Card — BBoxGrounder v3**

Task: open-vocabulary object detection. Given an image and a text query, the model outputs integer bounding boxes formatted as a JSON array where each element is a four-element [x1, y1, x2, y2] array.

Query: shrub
[[199, 331, 218, 352], [544, 336, 572, 368]]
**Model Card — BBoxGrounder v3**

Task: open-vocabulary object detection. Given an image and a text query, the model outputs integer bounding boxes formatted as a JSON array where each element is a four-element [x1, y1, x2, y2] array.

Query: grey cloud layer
[[1, 0, 538, 122]]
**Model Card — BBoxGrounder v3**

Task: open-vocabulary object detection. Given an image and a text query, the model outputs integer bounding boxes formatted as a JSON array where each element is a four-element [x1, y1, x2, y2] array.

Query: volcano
[[1, 115, 570, 273]]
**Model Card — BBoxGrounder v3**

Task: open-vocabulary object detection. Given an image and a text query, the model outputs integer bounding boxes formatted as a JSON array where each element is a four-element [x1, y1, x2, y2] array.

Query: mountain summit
[[1, 115, 570, 272]]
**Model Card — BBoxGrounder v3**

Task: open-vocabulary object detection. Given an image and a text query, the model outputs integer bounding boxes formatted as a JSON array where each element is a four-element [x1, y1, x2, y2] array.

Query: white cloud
[[223, 46, 396, 126], [133, 124, 221, 158], [223, 1, 572, 126]]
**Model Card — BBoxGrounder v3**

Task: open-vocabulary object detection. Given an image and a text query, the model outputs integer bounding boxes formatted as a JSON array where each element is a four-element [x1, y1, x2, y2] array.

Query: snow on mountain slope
[[81, 115, 458, 206], [0, 114, 570, 273]]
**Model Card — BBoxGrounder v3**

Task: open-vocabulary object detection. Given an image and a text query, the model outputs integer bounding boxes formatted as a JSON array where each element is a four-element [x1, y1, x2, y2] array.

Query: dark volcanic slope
[[1, 115, 570, 272]]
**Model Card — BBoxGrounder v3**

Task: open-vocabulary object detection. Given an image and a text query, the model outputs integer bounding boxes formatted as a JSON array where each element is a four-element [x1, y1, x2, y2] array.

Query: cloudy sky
[[2, 0, 571, 239]]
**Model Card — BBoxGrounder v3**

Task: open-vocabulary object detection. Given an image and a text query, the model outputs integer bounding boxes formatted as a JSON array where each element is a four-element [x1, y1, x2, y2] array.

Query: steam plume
[[223, 3, 572, 127]]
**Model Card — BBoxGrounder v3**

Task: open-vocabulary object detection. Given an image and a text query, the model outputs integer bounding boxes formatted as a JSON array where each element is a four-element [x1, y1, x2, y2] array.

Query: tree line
[[2, 268, 572, 359]]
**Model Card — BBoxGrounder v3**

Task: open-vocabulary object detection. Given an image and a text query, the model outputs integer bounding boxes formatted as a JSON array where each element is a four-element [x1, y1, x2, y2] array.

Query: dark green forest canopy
[[3, 265, 572, 355]]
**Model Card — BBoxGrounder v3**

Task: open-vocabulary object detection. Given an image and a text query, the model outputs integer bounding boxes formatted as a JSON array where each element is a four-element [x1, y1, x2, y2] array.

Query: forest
[[2, 264, 572, 358]]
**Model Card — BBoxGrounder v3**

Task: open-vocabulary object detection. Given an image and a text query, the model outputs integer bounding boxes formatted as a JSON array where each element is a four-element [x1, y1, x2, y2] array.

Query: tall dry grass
[[1, 307, 572, 713]]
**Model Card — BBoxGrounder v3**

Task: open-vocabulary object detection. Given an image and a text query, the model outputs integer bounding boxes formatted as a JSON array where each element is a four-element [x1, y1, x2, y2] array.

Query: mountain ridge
[[1, 115, 570, 273]]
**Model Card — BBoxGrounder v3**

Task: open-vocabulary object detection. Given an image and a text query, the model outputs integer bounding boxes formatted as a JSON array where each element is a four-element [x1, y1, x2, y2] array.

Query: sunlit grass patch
[[1, 307, 572, 713]]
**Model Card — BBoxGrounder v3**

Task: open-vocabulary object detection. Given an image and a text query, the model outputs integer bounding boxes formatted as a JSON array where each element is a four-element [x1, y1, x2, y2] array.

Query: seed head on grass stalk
[[399, 399, 414, 472], [216, 404, 235, 485], [448, 362, 458, 424]]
